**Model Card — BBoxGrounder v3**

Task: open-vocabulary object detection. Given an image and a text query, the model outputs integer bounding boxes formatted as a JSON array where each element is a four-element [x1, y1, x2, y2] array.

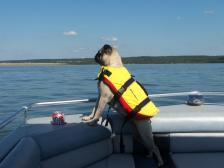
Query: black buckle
[[96, 69, 112, 81], [104, 70, 112, 77], [118, 86, 125, 95]]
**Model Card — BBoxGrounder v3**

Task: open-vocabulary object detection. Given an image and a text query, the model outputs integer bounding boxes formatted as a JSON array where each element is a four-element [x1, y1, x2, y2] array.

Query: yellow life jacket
[[97, 66, 159, 119]]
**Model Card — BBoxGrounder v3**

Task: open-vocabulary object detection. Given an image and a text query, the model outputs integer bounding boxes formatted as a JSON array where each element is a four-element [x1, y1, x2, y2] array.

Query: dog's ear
[[101, 44, 113, 56]]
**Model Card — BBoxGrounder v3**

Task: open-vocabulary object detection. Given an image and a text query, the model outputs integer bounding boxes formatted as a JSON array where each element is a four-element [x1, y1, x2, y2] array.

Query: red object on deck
[[51, 111, 66, 125]]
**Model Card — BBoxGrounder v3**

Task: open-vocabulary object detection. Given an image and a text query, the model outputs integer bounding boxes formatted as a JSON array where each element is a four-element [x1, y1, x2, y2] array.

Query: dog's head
[[94, 44, 113, 66]]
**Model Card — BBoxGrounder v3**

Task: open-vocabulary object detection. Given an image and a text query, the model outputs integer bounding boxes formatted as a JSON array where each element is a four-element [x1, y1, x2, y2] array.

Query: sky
[[0, 0, 224, 60]]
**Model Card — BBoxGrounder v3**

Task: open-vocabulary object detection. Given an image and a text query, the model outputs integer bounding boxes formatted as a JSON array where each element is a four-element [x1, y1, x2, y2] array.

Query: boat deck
[[27, 104, 224, 133]]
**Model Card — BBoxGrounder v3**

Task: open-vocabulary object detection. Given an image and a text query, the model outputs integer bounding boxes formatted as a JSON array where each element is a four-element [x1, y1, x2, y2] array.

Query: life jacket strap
[[136, 80, 149, 96], [129, 97, 151, 117], [96, 69, 112, 80], [111, 77, 135, 105]]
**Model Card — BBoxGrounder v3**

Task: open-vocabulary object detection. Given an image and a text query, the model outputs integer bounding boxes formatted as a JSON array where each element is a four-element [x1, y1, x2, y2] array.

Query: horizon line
[[1, 55, 224, 62]]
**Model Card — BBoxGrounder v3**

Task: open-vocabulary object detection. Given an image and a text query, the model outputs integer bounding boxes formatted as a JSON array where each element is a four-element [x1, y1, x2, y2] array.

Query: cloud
[[203, 10, 215, 15], [111, 37, 118, 42], [73, 49, 79, 53], [63, 30, 78, 36], [112, 44, 119, 49], [176, 16, 182, 20], [100, 36, 118, 42], [73, 47, 86, 53]]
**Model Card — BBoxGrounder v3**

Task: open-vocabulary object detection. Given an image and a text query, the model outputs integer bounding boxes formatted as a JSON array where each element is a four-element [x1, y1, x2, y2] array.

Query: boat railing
[[0, 91, 224, 130], [0, 98, 98, 130]]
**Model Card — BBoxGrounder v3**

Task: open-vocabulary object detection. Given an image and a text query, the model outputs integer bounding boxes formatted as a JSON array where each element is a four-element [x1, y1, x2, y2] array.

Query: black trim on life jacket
[[136, 81, 148, 96], [96, 69, 112, 81], [129, 97, 151, 117]]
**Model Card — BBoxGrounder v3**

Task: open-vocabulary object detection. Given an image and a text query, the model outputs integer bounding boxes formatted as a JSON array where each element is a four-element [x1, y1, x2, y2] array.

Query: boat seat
[[0, 121, 162, 168], [0, 123, 114, 168], [0, 122, 157, 168], [152, 104, 224, 133], [0, 137, 40, 168], [87, 154, 158, 168], [38, 123, 154, 168], [4, 109, 224, 168], [87, 154, 135, 168], [33, 123, 113, 168], [32, 123, 111, 160], [107, 111, 224, 168], [0, 123, 71, 162], [171, 153, 224, 168], [169, 132, 224, 168]]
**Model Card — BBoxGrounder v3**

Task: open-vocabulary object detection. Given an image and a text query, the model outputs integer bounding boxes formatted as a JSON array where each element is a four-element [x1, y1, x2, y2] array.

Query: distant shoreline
[[0, 63, 66, 66], [0, 56, 224, 66]]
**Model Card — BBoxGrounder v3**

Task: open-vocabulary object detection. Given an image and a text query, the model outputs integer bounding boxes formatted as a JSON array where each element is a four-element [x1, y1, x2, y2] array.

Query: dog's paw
[[81, 115, 93, 121], [83, 118, 99, 126]]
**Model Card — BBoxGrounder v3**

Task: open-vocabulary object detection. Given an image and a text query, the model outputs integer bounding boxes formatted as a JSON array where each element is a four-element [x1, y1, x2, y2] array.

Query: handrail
[[31, 98, 97, 107], [150, 91, 224, 98], [0, 106, 28, 130], [29, 91, 224, 108], [0, 98, 98, 130], [0, 91, 224, 130]]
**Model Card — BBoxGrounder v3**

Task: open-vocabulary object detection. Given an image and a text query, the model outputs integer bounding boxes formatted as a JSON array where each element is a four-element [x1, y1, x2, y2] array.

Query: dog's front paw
[[83, 118, 99, 126], [81, 115, 93, 121]]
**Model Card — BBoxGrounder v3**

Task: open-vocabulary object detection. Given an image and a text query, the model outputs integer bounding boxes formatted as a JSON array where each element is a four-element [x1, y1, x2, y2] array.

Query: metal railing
[[0, 91, 224, 130], [0, 98, 97, 130]]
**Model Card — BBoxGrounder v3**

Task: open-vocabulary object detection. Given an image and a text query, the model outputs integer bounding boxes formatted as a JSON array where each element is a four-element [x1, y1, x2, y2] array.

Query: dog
[[82, 44, 164, 167]]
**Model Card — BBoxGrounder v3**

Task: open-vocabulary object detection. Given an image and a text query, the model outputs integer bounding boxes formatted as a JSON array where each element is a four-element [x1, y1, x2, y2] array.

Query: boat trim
[[0, 91, 223, 130]]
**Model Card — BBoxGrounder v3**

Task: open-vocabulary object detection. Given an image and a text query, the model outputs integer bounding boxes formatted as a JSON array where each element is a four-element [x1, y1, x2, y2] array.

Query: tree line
[[1, 56, 224, 64]]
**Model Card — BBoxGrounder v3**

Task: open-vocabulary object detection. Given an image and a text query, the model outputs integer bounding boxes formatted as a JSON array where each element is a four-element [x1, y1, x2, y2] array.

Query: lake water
[[0, 64, 224, 135]]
